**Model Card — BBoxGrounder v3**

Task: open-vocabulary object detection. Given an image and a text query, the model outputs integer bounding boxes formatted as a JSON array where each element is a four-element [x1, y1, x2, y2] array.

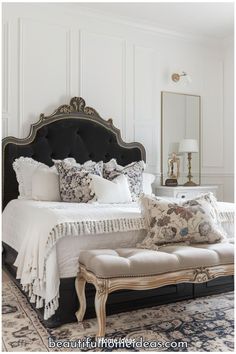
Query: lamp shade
[[179, 139, 198, 153], [168, 142, 179, 154]]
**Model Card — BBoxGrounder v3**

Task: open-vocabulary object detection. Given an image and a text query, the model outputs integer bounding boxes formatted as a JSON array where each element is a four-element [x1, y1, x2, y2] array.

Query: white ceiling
[[75, 2, 234, 39]]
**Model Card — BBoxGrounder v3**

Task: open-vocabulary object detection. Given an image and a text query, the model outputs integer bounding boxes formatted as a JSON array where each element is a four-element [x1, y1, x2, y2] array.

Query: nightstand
[[156, 185, 218, 200]]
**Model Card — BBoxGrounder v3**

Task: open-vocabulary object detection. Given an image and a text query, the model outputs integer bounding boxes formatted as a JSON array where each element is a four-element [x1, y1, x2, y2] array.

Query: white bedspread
[[2, 199, 234, 320], [2, 200, 146, 319]]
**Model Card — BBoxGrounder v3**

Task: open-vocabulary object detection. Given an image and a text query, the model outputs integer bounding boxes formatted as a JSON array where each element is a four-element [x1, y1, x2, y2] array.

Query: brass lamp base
[[183, 180, 198, 186], [183, 152, 198, 186]]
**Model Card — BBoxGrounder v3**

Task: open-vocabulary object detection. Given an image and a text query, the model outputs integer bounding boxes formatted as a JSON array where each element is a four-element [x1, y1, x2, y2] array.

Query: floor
[[2, 273, 234, 352]]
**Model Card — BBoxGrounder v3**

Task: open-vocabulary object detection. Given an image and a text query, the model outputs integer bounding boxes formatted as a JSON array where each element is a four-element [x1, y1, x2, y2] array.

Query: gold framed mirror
[[161, 91, 201, 186]]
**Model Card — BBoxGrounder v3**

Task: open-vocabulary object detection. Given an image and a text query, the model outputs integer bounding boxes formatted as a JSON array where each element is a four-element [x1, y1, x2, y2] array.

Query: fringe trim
[[219, 211, 235, 224], [22, 284, 44, 307], [22, 282, 58, 320], [21, 216, 146, 320], [203, 193, 234, 225], [44, 296, 59, 320], [45, 217, 146, 256]]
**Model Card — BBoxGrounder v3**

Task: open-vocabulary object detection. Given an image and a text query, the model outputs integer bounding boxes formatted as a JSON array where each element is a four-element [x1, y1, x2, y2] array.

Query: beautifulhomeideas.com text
[[48, 336, 188, 350]]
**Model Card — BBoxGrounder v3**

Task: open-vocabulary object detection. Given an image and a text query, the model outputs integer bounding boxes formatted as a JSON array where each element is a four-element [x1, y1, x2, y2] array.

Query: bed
[[2, 97, 234, 328]]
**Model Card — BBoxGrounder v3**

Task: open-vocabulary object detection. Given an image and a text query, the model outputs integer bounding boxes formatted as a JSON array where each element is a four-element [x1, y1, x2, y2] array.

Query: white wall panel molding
[[202, 60, 224, 169], [133, 45, 159, 173], [135, 121, 158, 173], [2, 4, 233, 201], [18, 17, 71, 137], [4, 3, 222, 47], [123, 42, 135, 142], [134, 45, 157, 122], [18, 18, 24, 137], [6, 17, 19, 138], [201, 175, 234, 202], [79, 29, 84, 97], [121, 40, 127, 140], [201, 173, 234, 178], [2, 117, 9, 138], [2, 22, 9, 115], [66, 29, 72, 99], [78, 29, 82, 96], [222, 36, 234, 176], [80, 30, 126, 134], [59, 5, 221, 47]]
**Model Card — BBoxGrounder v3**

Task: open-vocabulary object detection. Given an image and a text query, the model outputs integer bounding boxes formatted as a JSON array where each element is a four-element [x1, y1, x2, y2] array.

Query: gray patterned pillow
[[54, 160, 103, 203], [103, 159, 145, 201], [137, 193, 226, 250]]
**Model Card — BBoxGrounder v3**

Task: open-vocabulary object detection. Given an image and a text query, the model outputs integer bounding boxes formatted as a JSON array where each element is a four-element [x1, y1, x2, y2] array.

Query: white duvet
[[2, 199, 234, 320]]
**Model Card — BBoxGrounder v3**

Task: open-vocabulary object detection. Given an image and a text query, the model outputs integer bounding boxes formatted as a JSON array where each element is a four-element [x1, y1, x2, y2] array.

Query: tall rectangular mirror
[[161, 91, 201, 186]]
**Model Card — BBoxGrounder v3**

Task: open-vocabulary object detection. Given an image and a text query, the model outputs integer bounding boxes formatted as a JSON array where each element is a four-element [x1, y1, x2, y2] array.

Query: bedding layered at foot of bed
[[2, 198, 234, 321]]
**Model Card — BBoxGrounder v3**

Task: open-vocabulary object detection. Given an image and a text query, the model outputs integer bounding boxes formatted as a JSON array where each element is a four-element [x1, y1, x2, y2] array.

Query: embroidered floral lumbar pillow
[[54, 160, 103, 203], [137, 193, 226, 250], [103, 159, 145, 201]]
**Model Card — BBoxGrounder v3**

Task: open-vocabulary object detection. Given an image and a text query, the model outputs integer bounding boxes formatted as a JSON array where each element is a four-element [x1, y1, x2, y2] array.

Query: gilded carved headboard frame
[[2, 97, 146, 208]]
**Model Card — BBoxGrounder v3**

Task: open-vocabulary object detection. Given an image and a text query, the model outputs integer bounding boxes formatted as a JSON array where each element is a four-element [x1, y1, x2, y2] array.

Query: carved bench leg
[[95, 287, 108, 338], [75, 274, 87, 322]]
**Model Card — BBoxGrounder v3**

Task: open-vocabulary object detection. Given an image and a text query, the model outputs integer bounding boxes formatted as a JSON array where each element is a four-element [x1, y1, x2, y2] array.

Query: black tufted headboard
[[2, 97, 146, 209]]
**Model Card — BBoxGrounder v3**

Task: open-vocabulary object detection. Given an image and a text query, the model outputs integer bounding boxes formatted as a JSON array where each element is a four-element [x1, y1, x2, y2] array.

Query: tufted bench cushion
[[76, 243, 234, 337], [79, 243, 234, 278]]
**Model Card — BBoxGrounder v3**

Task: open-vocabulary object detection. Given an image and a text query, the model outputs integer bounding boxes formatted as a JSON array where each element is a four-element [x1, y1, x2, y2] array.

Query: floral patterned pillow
[[103, 159, 118, 179], [137, 193, 226, 250], [54, 160, 103, 203], [103, 159, 145, 201], [53, 159, 103, 176]]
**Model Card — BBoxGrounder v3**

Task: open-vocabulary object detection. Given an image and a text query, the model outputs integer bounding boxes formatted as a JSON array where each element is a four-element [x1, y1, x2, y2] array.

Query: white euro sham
[[32, 165, 61, 201], [13, 157, 46, 199]]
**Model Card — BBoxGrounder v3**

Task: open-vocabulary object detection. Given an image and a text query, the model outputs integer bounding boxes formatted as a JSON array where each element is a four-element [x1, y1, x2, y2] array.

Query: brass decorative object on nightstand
[[165, 178, 178, 186]]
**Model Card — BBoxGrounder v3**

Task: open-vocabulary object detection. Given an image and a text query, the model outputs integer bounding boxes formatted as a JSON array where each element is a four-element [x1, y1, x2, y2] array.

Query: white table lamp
[[179, 139, 199, 186]]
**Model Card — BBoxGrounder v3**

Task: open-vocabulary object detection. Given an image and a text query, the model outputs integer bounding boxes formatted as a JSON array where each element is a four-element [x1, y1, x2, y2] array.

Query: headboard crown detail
[[2, 97, 146, 208], [40, 97, 100, 120]]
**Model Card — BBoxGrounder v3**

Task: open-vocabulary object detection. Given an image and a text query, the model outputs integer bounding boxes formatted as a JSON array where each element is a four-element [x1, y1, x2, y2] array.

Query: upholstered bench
[[75, 243, 234, 337]]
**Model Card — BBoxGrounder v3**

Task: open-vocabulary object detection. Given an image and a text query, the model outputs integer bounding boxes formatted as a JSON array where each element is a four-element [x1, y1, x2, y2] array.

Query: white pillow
[[103, 159, 145, 201], [31, 165, 61, 201], [13, 157, 76, 200], [143, 173, 156, 195], [13, 157, 46, 199], [90, 174, 132, 203]]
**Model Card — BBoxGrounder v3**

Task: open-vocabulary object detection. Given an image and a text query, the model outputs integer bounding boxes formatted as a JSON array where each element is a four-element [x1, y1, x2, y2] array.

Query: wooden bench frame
[[75, 263, 234, 337]]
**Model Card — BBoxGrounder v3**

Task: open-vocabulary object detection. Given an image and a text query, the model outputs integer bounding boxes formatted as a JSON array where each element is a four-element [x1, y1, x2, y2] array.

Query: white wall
[[2, 3, 234, 201], [223, 37, 234, 202]]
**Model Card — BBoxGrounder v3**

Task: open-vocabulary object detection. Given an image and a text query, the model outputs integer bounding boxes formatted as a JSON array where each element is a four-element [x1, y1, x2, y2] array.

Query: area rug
[[2, 280, 234, 352]]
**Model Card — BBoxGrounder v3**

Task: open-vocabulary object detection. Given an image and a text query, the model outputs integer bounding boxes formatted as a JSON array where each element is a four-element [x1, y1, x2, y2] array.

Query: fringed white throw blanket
[[7, 200, 145, 320]]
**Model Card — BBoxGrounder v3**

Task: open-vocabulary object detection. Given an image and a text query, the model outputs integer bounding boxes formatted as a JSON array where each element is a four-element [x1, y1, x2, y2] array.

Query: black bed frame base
[[3, 242, 234, 329]]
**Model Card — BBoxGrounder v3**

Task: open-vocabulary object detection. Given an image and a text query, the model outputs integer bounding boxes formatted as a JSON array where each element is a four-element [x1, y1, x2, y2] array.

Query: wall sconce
[[171, 71, 191, 83]]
